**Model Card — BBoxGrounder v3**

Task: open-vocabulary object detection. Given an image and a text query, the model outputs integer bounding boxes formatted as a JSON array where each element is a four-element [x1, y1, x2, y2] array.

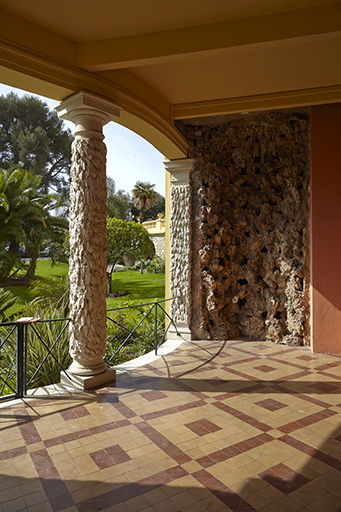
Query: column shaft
[[68, 138, 108, 375], [165, 159, 194, 340], [56, 92, 121, 383]]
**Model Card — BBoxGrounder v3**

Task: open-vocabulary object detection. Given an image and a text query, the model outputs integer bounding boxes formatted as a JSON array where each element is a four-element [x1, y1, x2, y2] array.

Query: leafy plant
[[146, 256, 165, 274], [29, 275, 69, 310], [105, 300, 165, 366], [23, 300, 71, 389], [0, 288, 17, 321], [106, 217, 154, 290]]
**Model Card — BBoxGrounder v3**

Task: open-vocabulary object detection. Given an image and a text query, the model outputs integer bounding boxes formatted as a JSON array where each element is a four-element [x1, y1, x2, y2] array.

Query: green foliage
[[107, 177, 133, 220], [107, 217, 154, 291], [131, 191, 165, 222], [0, 264, 166, 396], [29, 275, 69, 310], [133, 256, 165, 274], [0, 299, 71, 395], [132, 181, 157, 224], [146, 256, 165, 274], [107, 217, 153, 265], [0, 288, 17, 321], [106, 270, 165, 309], [0, 92, 73, 197], [0, 167, 68, 281], [0, 167, 43, 280], [4, 260, 69, 316], [23, 300, 71, 389], [105, 300, 165, 366]]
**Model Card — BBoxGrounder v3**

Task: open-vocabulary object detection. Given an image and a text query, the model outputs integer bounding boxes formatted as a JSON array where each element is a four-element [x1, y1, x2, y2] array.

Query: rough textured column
[[165, 159, 194, 341], [56, 92, 121, 386], [68, 137, 108, 374]]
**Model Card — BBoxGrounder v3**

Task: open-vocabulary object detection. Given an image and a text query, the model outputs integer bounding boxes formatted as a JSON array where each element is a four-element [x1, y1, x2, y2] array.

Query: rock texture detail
[[177, 109, 310, 345], [170, 184, 191, 326], [151, 235, 166, 259], [69, 138, 108, 361]]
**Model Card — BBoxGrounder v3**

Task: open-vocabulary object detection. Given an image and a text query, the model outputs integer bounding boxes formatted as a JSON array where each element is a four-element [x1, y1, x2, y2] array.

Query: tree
[[106, 218, 154, 293], [24, 194, 68, 280], [0, 167, 68, 282], [0, 92, 73, 197], [0, 167, 43, 280], [131, 191, 165, 221], [107, 177, 133, 220], [132, 181, 157, 224]]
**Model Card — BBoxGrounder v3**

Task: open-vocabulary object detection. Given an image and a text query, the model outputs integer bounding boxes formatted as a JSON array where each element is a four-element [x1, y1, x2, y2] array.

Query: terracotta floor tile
[[170, 489, 197, 508], [71, 485, 94, 504], [27, 502, 53, 512], [1, 495, 27, 512], [3, 340, 341, 512], [143, 487, 168, 506], [77, 461, 99, 476]]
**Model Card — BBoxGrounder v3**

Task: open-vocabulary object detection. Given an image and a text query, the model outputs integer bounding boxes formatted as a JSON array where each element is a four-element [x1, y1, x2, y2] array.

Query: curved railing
[[0, 297, 179, 403]]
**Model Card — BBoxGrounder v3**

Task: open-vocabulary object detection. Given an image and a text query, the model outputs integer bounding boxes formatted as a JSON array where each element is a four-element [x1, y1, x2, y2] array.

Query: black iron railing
[[0, 316, 71, 402], [105, 297, 179, 365], [0, 298, 179, 402]]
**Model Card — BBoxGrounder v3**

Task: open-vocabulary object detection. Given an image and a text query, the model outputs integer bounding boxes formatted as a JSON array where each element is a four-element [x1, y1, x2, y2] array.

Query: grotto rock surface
[[177, 109, 310, 345]]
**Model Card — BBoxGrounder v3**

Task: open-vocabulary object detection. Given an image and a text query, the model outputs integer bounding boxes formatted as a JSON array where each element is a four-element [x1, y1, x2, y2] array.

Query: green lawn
[[106, 270, 165, 309], [5, 261, 165, 316], [5, 260, 69, 316]]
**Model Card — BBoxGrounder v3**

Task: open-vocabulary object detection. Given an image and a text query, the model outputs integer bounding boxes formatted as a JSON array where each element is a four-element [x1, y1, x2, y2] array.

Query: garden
[[0, 258, 167, 398], [0, 92, 169, 399]]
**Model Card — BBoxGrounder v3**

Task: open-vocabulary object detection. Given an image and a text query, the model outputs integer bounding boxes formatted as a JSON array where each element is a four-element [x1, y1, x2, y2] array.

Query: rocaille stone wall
[[176, 109, 310, 345]]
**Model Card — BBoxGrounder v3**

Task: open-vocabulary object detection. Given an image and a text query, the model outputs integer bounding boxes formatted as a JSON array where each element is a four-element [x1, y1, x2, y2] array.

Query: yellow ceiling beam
[[173, 85, 341, 119], [78, 3, 341, 71], [0, 42, 187, 159], [0, 8, 77, 66]]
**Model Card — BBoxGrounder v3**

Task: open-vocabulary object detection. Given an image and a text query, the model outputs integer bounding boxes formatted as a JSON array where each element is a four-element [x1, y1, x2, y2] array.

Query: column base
[[68, 357, 108, 376], [60, 368, 116, 390], [167, 324, 192, 341]]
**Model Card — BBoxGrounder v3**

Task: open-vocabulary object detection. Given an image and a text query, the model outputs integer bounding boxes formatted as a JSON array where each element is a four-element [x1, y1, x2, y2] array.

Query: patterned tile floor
[[2, 339, 341, 512]]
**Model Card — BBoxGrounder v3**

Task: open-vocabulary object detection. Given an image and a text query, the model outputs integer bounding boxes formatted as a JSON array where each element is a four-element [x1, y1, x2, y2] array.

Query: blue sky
[[0, 83, 166, 196]]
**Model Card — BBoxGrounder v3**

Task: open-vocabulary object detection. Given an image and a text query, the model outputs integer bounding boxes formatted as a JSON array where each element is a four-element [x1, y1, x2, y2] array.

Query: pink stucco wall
[[311, 104, 341, 353]]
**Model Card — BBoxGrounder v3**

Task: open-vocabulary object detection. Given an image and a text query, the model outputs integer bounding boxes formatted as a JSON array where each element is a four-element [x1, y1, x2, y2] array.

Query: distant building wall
[[143, 215, 166, 259], [151, 234, 166, 259]]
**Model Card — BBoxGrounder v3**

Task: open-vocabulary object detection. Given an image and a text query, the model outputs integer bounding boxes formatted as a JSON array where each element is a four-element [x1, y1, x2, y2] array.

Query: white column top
[[56, 91, 121, 140], [164, 158, 194, 186]]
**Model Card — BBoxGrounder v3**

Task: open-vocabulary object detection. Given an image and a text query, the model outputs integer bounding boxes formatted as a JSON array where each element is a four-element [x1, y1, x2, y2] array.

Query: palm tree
[[132, 181, 157, 224], [0, 167, 68, 281], [0, 167, 42, 280], [24, 198, 68, 280]]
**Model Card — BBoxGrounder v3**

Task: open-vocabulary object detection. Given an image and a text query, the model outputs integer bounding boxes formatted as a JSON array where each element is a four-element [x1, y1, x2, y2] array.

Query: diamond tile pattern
[[256, 398, 288, 412], [2, 339, 341, 512], [184, 418, 222, 436]]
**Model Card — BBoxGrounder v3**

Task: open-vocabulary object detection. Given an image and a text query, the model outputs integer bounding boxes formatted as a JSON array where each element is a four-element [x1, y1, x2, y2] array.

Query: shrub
[[0, 288, 17, 321], [146, 256, 165, 274], [105, 300, 165, 366], [23, 300, 71, 389]]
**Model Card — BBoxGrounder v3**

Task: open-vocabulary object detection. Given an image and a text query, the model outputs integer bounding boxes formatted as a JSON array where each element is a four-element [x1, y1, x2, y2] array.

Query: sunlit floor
[[1, 339, 341, 512]]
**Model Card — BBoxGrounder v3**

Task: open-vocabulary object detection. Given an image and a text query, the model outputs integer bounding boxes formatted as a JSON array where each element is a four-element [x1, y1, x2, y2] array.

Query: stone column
[[165, 159, 194, 341], [56, 92, 121, 388]]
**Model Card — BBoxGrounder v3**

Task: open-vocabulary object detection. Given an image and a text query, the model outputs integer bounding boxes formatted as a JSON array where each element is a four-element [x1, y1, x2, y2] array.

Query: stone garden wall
[[176, 109, 310, 345]]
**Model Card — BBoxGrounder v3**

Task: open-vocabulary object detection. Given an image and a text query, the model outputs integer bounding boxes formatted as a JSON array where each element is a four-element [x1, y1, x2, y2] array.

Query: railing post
[[16, 323, 24, 398], [154, 302, 158, 355], [15, 317, 40, 397], [24, 323, 28, 395]]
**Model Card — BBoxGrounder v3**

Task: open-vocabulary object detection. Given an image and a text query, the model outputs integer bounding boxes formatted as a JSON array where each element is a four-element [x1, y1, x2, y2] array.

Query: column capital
[[56, 91, 121, 140], [164, 158, 194, 186]]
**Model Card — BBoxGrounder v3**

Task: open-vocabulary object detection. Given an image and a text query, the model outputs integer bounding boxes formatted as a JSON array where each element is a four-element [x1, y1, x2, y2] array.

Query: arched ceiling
[[0, 0, 340, 157]]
